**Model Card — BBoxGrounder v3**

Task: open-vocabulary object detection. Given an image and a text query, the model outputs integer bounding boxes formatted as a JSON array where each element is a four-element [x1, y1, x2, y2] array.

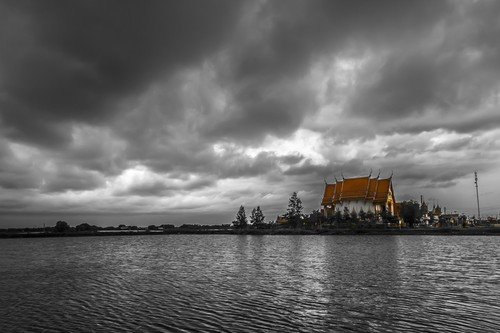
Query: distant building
[[275, 215, 288, 225], [321, 175, 397, 217], [418, 196, 431, 226], [432, 204, 442, 216], [420, 195, 429, 215], [439, 213, 460, 227]]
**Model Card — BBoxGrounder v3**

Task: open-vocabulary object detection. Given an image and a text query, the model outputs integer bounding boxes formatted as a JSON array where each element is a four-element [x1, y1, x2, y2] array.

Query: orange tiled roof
[[321, 176, 395, 205], [332, 181, 342, 202], [366, 177, 378, 200], [341, 177, 370, 199], [321, 183, 337, 205], [374, 178, 391, 203]]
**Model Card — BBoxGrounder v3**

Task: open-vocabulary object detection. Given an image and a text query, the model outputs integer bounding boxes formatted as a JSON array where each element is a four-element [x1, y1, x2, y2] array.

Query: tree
[[342, 206, 350, 222], [358, 209, 367, 222], [54, 221, 70, 233], [286, 192, 303, 228], [308, 210, 324, 229], [380, 210, 390, 225], [380, 210, 399, 227], [400, 200, 421, 228], [250, 206, 265, 228], [366, 210, 376, 227], [75, 223, 97, 232], [350, 209, 358, 222], [333, 209, 342, 228], [233, 205, 248, 229], [348, 209, 359, 229]]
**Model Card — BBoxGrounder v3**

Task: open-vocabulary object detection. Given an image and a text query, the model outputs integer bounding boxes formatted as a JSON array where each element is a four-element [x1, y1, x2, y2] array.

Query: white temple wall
[[335, 200, 374, 213]]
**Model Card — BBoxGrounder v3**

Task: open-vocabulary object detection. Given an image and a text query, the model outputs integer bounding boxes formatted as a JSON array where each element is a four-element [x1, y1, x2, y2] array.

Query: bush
[[54, 221, 70, 233]]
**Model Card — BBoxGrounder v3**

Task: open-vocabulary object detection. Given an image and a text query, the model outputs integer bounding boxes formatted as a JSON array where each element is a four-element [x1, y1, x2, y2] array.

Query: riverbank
[[1, 227, 499, 238]]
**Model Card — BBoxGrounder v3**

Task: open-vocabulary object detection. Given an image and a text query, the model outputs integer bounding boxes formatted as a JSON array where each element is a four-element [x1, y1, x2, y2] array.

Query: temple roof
[[321, 176, 395, 205], [321, 184, 337, 205]]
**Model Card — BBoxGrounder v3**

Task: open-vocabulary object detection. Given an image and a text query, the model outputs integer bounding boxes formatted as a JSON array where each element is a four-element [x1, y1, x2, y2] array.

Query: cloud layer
[[1, 0, 500, 226]]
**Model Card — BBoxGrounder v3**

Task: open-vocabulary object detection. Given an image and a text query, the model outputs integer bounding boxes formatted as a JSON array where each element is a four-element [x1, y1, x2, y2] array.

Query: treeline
[[0, 221, 235, 235], [231, 192, 302, 229], [233, 192, 400, 230], [0, 221, 102, 234]]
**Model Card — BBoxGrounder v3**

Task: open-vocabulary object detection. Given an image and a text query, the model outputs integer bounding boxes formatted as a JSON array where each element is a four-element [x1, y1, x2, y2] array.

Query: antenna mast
[[474, 171, 481, 222]]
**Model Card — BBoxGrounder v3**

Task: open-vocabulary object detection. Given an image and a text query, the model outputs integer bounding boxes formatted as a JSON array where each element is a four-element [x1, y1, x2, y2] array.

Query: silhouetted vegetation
[[75, 223, 98, 232], [250, 206, 265, 228], [1, 219, 499, 238], [2, 191, 500, 238], [54, 221, 70, 233], [233, 205, 248, 229], [286, 192, 303, 228], [400, 200, 421, 228]]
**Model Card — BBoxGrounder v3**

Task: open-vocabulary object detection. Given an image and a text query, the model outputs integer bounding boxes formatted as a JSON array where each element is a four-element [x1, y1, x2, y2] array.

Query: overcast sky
[[1, 0, 499, 227]]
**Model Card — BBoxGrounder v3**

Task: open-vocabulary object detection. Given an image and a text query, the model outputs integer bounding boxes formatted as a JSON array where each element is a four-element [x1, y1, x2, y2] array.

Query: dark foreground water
[[0, 235, 498, 332]]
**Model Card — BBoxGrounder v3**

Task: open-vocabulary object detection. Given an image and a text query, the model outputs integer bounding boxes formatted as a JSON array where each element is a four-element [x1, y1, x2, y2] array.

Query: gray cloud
[[0, 0, 243, 145], [114, 176, 216, 197], [41, 167, 105, 193], [1, 0, 500, 226], [349, 54, 442, 118]]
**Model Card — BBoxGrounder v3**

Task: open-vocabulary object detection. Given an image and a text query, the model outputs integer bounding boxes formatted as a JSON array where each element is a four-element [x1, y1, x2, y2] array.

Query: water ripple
[[0, 235, 498, 332]]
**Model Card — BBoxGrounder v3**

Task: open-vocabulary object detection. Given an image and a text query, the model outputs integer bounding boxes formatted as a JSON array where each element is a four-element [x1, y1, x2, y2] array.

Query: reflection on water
[[0, 235, 498, 332]]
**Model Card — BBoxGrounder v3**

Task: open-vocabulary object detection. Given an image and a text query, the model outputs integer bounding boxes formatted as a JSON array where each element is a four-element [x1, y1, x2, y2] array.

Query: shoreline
[[1, 227, 499, 238]]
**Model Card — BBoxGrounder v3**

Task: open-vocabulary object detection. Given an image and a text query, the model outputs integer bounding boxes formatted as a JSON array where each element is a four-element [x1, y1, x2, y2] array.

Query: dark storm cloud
[[205, 86, 316, 142], [279, 153, 305, 165], [0, 140, 39, 190], [345, 0, 500, 136], [0, 0, 243, 145], [283, 159, 331, 177], [348, 49, 500, 127], [217, 151, 281, 178], [41, 167, 105, 193], [0, 0, 454, 149], [282, 158, 378, 184], [61, 126, 128, 175], [115, 176, 216, 197], [114, 182, 173, 197], [0, 138, 106, 192], [0, 100, 71, 147], [231, 0, 447, 80], [204, 0, 451, 143], [395, 167, 471, 186], [1, 0, 500, 225], [141, 147, 281, 179], [349, 54, 441, 118], [104, 0, 458, 187], [376, 110, 500, 139], [280, 136, 497, 204], [0, 199, 28, 210]]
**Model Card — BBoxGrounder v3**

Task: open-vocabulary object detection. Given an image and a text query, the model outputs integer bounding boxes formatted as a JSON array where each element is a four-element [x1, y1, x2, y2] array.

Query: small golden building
[[321, 175, 397, 217]]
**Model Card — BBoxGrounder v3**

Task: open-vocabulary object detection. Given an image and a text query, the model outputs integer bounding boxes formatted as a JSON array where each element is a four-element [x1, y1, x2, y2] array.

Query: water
[[0, 235, 498, 332]]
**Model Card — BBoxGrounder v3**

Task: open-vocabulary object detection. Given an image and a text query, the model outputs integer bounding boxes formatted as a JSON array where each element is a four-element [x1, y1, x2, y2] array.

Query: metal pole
[[474, 171, 481, 222]]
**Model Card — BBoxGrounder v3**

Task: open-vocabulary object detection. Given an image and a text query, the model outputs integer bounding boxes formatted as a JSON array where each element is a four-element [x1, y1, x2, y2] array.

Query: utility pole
[[474, 171, 481, 222]]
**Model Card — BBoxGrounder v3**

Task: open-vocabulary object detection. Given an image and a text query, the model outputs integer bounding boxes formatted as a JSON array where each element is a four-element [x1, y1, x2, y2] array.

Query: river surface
[[0, 235, 498, 332]]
